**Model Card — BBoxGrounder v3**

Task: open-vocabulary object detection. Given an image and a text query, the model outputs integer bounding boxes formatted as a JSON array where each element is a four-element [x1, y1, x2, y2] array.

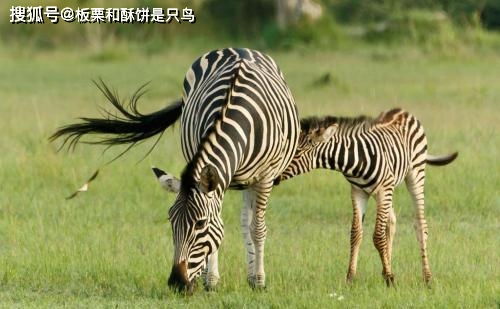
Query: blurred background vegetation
[[2, 0, 500, 57], [1, 2, 499, 307]]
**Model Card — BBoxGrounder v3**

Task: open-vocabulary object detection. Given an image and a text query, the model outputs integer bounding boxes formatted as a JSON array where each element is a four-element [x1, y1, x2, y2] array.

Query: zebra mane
[[179, 112, 226, 192], [300, 115, 373, 133], [179, 62, 242, 192], [180, 146, 206, 191]]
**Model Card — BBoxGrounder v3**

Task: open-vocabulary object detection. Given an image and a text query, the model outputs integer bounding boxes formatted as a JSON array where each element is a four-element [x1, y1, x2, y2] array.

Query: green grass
[[0, 46, 499, 308]]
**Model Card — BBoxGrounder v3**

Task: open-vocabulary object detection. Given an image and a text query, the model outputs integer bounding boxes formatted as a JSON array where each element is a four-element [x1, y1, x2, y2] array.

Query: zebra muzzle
[[168, 260, 192, 292]]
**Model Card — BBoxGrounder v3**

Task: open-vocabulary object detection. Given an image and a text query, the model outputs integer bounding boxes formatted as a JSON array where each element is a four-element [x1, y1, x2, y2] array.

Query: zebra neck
[[317, 133, 361, 175], [192, 149, 236, 194], [181, 139, 238, 196], [193, 143, 236, 193]]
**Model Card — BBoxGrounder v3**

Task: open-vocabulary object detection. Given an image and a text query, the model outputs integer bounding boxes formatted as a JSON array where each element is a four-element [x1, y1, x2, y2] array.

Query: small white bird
[[66, 169, 99, 200]]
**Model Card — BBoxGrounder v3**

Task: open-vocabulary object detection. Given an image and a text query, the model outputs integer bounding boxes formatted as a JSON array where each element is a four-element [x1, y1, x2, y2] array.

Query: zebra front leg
[[346, 186, 369, 283], [241, 190, 256, 286], [373, 186, 395, 287], [248, 182, 272, 289], [202, 250, 220, 290], [405, 169, 432, 285]]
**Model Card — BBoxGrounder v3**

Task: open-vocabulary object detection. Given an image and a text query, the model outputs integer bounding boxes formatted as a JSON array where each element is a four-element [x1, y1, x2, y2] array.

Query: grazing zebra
[[275, 108, 457, 286], [50, 48, 300, 291]]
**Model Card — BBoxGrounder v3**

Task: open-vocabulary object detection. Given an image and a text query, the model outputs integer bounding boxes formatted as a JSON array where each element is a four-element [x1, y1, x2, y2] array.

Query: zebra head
[[153, 165, 224, 292], [279, 122, 338, 181]]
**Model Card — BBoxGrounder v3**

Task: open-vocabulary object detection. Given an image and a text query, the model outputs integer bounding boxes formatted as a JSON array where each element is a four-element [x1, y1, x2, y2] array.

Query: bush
[[364, 10, 459, 50], [202, 0, 275, 39], [480, 1, 500, 30], [261, 14, 341, 49]]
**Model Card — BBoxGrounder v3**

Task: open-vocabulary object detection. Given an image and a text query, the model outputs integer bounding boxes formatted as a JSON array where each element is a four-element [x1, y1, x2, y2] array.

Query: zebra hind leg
[[405, 169, 432, 286], [242, 190, 256, 287], [373, 186, 396, 287], [386, 206, 397, 268], [346, 186, 369, 284], [248, 182, 273, 289]]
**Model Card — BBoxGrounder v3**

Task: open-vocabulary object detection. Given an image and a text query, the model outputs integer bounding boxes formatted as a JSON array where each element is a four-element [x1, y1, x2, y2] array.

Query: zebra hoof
[[203, 274, 219, 291], [384, 273, 395, 287], [204, 283, 218, 292], [250, 283, 267, 291], [346, 272, 356, 285], [423, 273, 432, 288], [247, 275, 256, 288], [248, 274, 266, 290]]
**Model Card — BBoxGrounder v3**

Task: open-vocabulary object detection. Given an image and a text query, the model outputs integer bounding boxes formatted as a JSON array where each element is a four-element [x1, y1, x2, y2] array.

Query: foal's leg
[[406, 168, 432, 285], [346, 185, 369, 283], [373, 185, 396, 286], [386, 206, 397, 264]]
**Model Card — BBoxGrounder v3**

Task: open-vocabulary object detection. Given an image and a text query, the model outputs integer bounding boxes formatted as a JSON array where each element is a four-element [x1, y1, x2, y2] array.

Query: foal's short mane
[[300, 115, 373, 133], [300, 108, 407, 134]]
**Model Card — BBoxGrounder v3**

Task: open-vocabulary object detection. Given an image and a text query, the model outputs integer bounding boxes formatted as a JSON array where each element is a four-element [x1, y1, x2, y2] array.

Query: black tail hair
[[426, 152, 458, 166], [49, 79, 183, 154]]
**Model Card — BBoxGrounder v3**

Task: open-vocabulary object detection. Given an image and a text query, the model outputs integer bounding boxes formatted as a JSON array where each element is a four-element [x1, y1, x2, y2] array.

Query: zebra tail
[[49, 79, 183, 151], [426, 152, 458, 166]]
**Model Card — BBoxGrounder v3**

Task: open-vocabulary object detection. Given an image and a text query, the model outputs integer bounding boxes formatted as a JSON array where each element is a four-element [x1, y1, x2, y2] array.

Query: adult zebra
[[274, 108, 457, 286], [50, 48, 300, 291]]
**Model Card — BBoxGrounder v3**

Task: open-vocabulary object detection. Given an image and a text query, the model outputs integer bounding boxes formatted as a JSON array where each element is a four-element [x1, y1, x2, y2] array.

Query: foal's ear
[[311, 124, 338, 143], [152, 167, 181, 193], [199, 164, 220, 193]]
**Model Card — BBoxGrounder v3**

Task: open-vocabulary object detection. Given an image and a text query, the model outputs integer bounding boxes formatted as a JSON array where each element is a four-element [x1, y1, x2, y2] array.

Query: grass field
[[0, 46, 499, 308]]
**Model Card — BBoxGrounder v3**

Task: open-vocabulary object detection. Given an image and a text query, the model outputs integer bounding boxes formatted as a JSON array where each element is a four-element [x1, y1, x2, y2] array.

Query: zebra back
[[178, 48, 299, 193]]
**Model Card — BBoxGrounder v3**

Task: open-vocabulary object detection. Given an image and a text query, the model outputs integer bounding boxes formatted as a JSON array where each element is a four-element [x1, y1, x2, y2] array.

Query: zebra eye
[[195, 219, 207, 230]]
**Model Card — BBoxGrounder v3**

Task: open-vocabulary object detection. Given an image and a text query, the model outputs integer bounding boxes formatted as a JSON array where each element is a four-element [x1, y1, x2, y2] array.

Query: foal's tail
[[49, 79, 182, 152], [426, 152, 458, 166]]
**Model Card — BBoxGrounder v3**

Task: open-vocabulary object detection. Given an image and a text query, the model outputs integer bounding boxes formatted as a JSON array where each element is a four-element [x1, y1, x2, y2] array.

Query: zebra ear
[[199, 164, 220, 193], [152, 167, 181, 193], [312, 124, 338, 143]]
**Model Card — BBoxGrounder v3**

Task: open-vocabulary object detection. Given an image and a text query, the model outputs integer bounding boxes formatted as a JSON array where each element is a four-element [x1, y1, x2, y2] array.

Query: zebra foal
[[275, 108, 457, 286]]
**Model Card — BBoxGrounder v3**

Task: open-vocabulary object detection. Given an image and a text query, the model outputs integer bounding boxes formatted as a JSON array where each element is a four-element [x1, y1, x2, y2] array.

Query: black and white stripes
[[51, 48, 300, 291], [169, 48, 299, 289], [277, 108, 457, 286]]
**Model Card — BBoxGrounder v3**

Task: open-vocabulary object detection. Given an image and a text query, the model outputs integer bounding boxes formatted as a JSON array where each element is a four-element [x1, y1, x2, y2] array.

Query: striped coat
[[51, 48, 300, 291], [276, 108, 457, 286]]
